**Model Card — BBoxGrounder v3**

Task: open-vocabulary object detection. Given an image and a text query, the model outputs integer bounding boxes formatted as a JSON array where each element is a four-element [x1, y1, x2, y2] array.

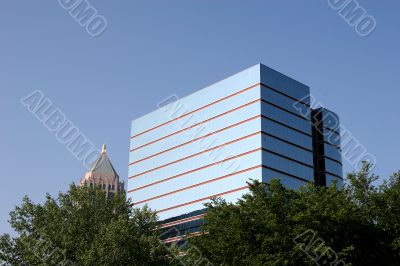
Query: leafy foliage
[[0, 185, 169, 265], [187, 163, 400, 265], [1, 164, 400, 265]]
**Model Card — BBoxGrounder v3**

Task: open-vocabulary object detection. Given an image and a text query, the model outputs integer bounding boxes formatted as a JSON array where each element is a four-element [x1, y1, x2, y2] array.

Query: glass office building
[[312, 108, 343, 187], [128, 64, 343, 242]]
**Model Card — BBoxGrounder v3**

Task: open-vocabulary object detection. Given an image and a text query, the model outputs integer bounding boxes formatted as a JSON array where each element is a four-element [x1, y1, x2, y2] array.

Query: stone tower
[[80, 144, 124, 197]]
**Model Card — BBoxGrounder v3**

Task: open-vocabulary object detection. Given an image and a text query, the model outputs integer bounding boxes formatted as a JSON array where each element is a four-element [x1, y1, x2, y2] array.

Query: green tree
[[186, 163, 400, 265], [0, 184, 169, 265], [2, 164, 400, 265], [375, 171, 400, 257]]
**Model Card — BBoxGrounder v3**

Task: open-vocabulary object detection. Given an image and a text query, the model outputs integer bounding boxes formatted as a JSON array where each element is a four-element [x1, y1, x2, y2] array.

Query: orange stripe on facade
[[130, 98, 260, 152], [163, 231, 204, 244], [130, 131, 260, 168], [260, 84, 310, 107], [156, 186, 250, 214], [130, 83, 310, 141], [130, 83, 261, 139], [130, 128, 312, 168], [163, 236, 183, 244], [159, 214, 207, 229], [129, 115, 261, 167], [132, 165, 262, 205], [128, 147, 261, 182]]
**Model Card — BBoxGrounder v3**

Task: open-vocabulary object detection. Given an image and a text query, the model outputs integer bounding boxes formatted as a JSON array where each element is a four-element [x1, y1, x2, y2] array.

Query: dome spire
[[101, 144, 106, 154]]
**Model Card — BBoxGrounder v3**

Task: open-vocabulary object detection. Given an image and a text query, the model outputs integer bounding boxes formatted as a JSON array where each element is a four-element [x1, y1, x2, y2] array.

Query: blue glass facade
[[312, 108, 343, 187], [128, 64, 343, 242]]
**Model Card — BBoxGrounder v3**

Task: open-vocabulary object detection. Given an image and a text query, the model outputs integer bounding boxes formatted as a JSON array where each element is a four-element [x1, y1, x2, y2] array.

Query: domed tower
[[80, 144, 124, 197]]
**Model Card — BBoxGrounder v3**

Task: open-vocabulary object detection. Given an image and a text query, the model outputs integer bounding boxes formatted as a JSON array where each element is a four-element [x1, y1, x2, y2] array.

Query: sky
[[1, 0, 399, 234]]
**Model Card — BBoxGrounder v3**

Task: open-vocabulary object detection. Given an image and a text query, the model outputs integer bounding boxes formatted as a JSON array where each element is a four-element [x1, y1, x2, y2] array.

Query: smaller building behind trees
[[80, 144, 124, 197]]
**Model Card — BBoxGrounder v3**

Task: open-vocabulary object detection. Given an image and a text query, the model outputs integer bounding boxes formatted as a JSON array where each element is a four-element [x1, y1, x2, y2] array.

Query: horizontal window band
[[323, 169, 343, 179], [129, 140, 312, 182], [160, 209, 207, 224], [131, 162, 313, 206], [316, 155, 342, 165], [262, 132, 313, 152], [262, 148, 314, 169], [130, 129, 313, 167], [131, 165, 262, 204], [153, 161, 315, 215], [163, 232, 204, 244], [317, 171, 343, 180], [128, 148, 261, 191], [130, 99, 261, 152], [260, 83, 310, 107], [159, 214, 207, 229], [128, 155, 310, 193], [130, 115, 260, 161], [128, 147, 261, 183], [163, 236, 182, 244], [130, 130, 261, 167], [155, 186, 251, 214], [316, 141, 342, 152], [315, 126, 340, 136], [130, 82, 310, 140], [262, 165, 312, 184], [129, 136, 261, 179], [136, 168, 313, 216], [130, 113, 311, 158], [323, 126, 340, 136], [130, 99, 312, 153], [261, 115, 312, 137], [130, 83, 261, 139], [261, 99, 309, 121], [315, 140, 341, 150]]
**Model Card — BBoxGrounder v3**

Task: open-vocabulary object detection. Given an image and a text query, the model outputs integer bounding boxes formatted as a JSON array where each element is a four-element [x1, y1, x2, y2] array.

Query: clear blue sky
[[1, 1, 399, 234]]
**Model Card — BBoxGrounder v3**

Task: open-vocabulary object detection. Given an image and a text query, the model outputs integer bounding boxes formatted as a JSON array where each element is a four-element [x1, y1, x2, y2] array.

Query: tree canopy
[[0, 185, 169, 265], [1, 163, 400, 265], [185, 163, 400, 265]]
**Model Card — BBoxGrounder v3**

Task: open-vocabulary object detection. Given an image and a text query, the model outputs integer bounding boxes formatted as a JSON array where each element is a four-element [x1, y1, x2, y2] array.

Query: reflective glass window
[[262, 118, 313, 150], [262, 134, 313, 166], [261, 102, 312, 135]]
